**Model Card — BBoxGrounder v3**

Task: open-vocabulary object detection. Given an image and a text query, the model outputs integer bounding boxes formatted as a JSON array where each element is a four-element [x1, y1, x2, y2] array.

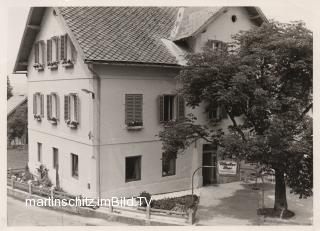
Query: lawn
[[7, 146, 28, 169]]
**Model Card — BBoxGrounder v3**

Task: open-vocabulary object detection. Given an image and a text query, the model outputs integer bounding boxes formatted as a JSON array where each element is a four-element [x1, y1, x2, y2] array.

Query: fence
[[7, 170, 193, 225]]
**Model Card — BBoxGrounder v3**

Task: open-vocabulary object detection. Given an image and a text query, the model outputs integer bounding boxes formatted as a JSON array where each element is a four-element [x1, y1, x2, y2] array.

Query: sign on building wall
[[218, 161, 238, 175]]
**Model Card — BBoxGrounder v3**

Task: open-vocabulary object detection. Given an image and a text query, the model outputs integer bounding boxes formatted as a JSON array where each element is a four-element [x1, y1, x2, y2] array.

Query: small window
[[125, 94, 143, 127], [125, 156, 141, 182], [206, 40, 227, 52], [208, 104, 228, 120], [64, 93, 80, 127], [231, 15, 237, 23], [60, 34, 76, 67], [71, 153, 79, 178], [53, 148, 58, 169], [47, 93, 59, 122], [159, 95, 185, 122], [33, 41, 45, 70], [37, 142, 42, 162], [47, 37, 59, 68], [162, 154, 176, 177], [33, 92, 44, 119]]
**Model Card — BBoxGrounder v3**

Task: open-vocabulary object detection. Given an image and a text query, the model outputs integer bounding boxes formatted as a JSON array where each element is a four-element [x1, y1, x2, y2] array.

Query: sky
[[6, 4, 317, 95]]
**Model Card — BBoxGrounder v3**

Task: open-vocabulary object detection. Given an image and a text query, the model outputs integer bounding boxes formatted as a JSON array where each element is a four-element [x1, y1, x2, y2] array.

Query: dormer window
[[47, 93, 59, 124], [60, 34, 76, 68], [47, 37, 59, 70], [33, 41, 45, 71]]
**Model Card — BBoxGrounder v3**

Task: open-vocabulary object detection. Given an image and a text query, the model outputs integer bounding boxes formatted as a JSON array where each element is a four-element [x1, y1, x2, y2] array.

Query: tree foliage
[[159, 21, 312, 210], [7, 103, 28, 144], [7, 76, 13, 100]]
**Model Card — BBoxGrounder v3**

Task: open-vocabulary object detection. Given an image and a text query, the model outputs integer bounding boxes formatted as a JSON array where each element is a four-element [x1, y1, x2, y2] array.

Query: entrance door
[[202, 144, 217, 185]]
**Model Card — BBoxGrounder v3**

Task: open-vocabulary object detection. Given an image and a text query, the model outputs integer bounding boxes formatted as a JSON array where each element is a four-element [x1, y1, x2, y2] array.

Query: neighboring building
[[13, 7, 267, 198], [7, 95, 28, 146]]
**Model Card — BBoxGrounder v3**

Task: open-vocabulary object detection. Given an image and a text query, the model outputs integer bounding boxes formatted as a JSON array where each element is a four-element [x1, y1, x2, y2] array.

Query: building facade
[[13, 7, 267, 198]]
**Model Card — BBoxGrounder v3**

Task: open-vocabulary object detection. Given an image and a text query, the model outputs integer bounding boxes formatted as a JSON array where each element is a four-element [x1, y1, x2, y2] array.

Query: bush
[[136, 191, 152, 207], [152, 195, 199, 212]]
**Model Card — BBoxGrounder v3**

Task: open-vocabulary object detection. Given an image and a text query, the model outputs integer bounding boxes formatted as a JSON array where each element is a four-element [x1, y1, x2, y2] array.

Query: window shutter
[[71, 42, 77, 62], [64, 95, 70, 121], [134, 94, 143, 123], [125, 94, 135, 125], [47, 95, 51, 120], [54, 37, 59, 62], [159, 95, 164, 122], [40, 94, 44, 117], [220, 105, 228, 119], [74, 94, 80, 123], [60, 35, 66, 60], [40, 41, 45, 65], [47, 39, 52, 63], [55, 94, 60, 120], [176, 95, 185, 121], [34, 43, 39, 63], [33, 93, 37, 115]]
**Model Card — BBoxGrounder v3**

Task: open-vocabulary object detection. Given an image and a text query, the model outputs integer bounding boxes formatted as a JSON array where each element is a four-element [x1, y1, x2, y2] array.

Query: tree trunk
[[274, 169, 288, 210]]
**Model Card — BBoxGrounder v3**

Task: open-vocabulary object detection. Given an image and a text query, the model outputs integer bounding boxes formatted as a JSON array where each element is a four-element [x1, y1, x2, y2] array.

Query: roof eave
[[84, 59, 182, 68]]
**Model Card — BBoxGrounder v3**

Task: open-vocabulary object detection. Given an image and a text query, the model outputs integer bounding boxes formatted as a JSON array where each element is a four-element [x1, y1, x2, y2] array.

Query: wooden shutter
[[64, 95, 70, 121], [40, 94, 44, 117], [74, 94, 80, 123], [159, 95, 164, 122], [71, 42, 77, 62], [40, 41, 45, 65], [54, 37, 59, 62], [34, 43, 39, 63], [176, 95, 185, 121], [60, 35, 67, 60], [134, 94, 143, 123], [47, 39, 52, 62], [125, 94, 135, 125], [55, 94, 60, 120], [47, 95, 52, 120], [220, 105, 228, 119], [33, 93, 37, 114]]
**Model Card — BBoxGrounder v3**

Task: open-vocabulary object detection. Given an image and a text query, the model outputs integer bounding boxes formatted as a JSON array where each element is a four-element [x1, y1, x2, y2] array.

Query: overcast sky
[[7, 4, 316, 95]]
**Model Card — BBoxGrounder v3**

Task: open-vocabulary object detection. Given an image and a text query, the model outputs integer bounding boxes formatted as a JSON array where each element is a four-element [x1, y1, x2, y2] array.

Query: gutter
[[84, 60, 182, 69], [87, 64, 101, 198]]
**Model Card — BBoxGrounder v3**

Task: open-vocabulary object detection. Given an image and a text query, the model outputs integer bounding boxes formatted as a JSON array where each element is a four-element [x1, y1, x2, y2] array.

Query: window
[[47, 93, 59, 123], [162, 153, 176, 177], [125, 156, 141, 182], [60, 34, 76, 67], [37, 142, 42, 162], [53, 148, 58, 169], [47, 36, 59, 69], [64, 93, 79, 127], [159, 95, 185, 122], [208, 104, 228, 120], [125, 94, 143, 127], [71, 153, 78, 178], [206, 40, 227, 52], [33, 41, 45, 70], [33, 92, 44, 120]]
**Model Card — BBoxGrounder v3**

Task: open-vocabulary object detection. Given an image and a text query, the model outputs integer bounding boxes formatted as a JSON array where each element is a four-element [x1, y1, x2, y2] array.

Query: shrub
[[152, 195, 199, 212], [136, 191, 152, 207]]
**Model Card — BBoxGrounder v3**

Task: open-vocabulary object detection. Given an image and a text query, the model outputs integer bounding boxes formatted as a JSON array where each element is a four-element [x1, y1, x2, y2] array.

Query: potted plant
[[49, 117, 58, 124], [33, 114, 42, 121], [33, 63, 44, 71], [127, 120, 143, 130], [47, 61, 59, 69], [61, 58, 74, 67], [66, 119, 78, 128]]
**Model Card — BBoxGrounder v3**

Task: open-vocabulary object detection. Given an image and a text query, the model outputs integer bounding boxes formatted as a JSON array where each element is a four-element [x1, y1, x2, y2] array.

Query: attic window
[[231, 15, 237, 23]]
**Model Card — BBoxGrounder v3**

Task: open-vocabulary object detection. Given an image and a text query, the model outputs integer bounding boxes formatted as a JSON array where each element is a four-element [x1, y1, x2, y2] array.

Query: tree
[[7, 76, 13, 100], [159, 21, 312, 212], [7, 103, 28, 145]]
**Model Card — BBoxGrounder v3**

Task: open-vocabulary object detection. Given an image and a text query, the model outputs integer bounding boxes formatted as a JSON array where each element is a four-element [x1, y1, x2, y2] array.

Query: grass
[[7, 146, 28, 169]]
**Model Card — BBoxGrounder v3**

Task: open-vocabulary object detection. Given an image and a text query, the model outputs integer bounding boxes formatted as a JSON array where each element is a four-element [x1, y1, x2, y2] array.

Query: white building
[[13, 7, 267, 198]]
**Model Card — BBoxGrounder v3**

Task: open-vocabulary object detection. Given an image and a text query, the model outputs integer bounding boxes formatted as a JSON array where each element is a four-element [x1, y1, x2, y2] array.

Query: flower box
[[126, 121, 143, 130], [49, 117, 58, 125], [66, 120, 78, 129], [33, 114, 42, 121], [126, 126, 144, 131], [47, 61, 59, 70], [33, 63, 44, 71], [61, 59, 74, 68]]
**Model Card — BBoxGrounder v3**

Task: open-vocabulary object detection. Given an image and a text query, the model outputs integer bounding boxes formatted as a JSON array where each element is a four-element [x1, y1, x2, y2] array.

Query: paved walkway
[[196, 181, 313, 225]]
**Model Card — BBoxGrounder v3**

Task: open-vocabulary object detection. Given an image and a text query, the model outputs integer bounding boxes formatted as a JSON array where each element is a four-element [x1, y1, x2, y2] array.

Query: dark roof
[[58, 7, 180, 65], [13, 7, 268, 72]]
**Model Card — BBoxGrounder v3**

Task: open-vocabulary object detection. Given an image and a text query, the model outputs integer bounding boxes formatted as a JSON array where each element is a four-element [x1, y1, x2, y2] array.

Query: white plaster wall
[[192, 7, 256, 53], [26, 8, 98, 197]]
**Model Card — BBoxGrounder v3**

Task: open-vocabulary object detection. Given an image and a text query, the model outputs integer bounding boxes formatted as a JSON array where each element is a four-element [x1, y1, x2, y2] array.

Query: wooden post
[[188, 208, 194, 224], [50, 186, 55, 199], [146, 205, 151, 219], [11, 178, 14, 189], [109, 205, 113, 213], [28, 182, 32, 195]]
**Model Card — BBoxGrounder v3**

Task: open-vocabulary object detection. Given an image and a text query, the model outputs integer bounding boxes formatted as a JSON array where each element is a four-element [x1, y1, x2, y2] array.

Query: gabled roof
[[7, 95, 27, 117], [13, 7, 268, 73]]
